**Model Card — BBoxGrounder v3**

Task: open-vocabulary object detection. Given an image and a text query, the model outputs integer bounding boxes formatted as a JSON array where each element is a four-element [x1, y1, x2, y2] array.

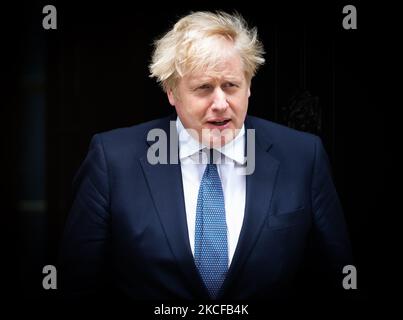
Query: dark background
[[4, 0, 383, 307]]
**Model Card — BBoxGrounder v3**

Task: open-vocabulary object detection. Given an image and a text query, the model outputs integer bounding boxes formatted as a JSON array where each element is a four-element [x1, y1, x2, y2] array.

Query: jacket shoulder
[[247, 115, 320, 147], [91, 115, 174, 158]]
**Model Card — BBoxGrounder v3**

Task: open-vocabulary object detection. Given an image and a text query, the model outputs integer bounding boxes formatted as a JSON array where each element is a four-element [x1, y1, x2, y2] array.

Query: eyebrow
[[190, 76, 242, 85]]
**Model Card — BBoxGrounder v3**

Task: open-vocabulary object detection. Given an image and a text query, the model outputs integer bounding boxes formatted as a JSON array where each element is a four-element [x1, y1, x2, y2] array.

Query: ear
[[247, 87, 251, 98], [167, 89, 176, 106]]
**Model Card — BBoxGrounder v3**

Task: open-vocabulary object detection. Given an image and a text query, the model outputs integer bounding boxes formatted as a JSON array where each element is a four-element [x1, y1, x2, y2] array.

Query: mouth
[[206, 119, 231, 127]]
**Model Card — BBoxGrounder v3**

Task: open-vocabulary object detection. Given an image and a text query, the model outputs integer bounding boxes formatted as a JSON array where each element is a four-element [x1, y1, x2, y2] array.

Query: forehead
[[185, 54, 245, 83]]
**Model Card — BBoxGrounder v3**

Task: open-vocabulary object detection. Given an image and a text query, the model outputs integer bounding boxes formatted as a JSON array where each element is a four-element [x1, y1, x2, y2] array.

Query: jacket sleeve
[[310, 136, 353, 288], [59, 134, 112, 299]]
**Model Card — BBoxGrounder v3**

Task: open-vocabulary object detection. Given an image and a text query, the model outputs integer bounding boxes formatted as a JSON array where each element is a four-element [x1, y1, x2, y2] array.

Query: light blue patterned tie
[[194, 156, 228, 299]]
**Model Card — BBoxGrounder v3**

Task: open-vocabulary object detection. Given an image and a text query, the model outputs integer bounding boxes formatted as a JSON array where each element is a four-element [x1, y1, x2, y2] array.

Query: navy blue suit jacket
[[59, 114, 352, 300]]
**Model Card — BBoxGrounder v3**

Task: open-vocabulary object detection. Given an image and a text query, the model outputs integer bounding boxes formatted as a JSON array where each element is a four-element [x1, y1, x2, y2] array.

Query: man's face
[[167, 53, 251, 147]]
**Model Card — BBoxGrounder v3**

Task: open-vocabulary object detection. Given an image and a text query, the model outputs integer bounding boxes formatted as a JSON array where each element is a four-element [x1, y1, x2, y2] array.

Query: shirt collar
[[176, 117, 246, 165]]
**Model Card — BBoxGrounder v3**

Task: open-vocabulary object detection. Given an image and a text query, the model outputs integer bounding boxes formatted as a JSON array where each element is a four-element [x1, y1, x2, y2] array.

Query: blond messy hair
[[149, 11, 265, 92]]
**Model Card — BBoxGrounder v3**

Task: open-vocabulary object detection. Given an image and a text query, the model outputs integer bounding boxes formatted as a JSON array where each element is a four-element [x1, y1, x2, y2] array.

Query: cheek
[[188, 100, 210, 117], [231, 97, 248, 113], [177, 100, 206, 126]]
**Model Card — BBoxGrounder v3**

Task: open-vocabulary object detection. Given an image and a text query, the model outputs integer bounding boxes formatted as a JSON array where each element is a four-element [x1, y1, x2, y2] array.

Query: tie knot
[[205, 148, 222, 165]]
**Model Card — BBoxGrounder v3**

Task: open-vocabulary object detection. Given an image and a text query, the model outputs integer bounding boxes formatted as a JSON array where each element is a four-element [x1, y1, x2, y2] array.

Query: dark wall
[[12, 1, 382, 304]]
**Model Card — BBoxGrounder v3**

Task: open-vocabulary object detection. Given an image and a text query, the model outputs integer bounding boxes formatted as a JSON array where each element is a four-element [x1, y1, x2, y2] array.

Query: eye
[[198, 84, 212, 90], [223, 82, 238, 89]]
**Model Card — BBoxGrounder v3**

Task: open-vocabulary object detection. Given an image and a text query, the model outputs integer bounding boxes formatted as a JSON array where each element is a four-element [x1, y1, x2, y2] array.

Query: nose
[[211, 87, 229, 111]]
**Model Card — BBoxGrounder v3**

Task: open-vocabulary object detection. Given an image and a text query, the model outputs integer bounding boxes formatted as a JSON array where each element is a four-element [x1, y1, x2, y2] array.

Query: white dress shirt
[[176, 117, 246, 267]]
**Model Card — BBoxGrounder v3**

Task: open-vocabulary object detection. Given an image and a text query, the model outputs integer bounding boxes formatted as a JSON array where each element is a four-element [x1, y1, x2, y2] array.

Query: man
[[59, 11, 352, 301]]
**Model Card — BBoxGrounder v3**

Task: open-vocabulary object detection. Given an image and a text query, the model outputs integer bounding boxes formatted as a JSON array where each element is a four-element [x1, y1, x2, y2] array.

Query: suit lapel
[[139, 115, 210, 299], [219, 117, 280, 299]]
